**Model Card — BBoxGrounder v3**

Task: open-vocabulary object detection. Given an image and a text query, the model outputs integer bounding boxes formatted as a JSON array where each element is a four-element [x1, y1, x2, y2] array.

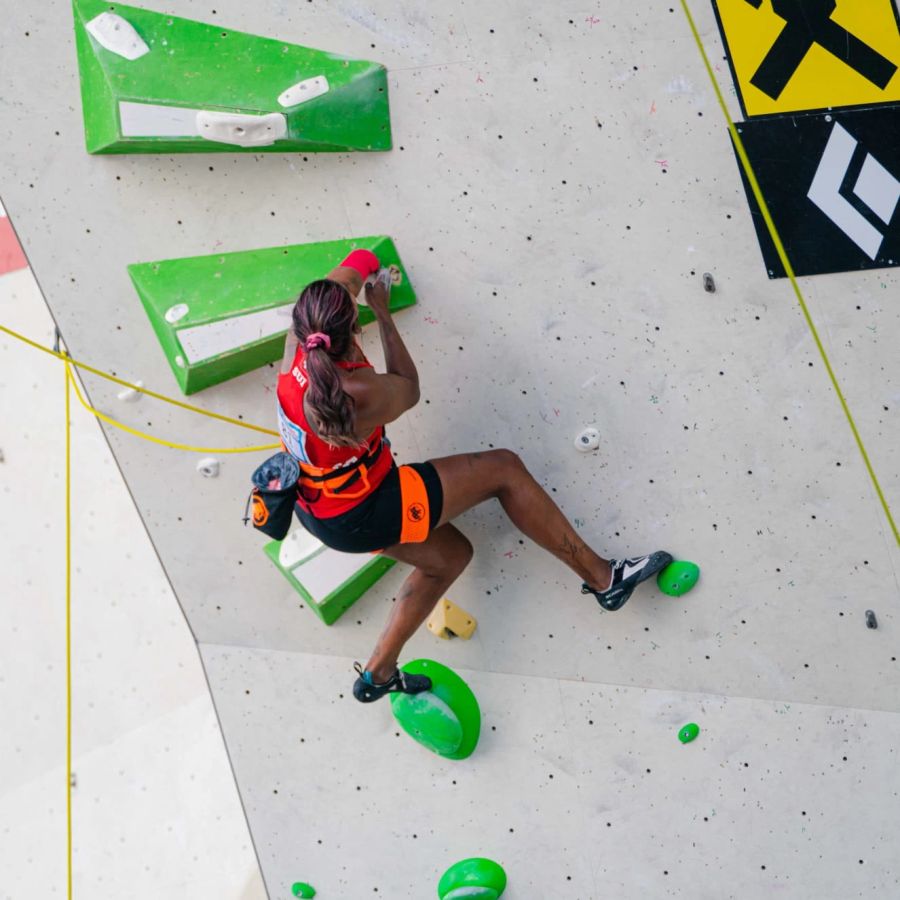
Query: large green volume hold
[[128, 236, 416, 394], [73, 0, 391, 154], [390, 660, 481, 760]]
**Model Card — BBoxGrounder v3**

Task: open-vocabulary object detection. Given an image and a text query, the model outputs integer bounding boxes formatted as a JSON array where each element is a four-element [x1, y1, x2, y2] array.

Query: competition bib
[[276, 400, 311, 464]]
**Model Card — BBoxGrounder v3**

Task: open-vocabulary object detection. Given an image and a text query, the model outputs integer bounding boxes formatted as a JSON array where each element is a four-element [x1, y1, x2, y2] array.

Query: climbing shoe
[[581, 550, 673, 612], [352, 662, 432, 703]]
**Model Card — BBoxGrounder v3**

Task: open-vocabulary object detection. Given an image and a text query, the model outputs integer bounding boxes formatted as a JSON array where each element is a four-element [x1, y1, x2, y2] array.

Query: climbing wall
[[2, 0, 899, 897]]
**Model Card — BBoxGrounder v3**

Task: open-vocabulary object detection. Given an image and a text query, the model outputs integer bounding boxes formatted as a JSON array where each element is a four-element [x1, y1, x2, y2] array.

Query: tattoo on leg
[[558, 533, 587, 563]]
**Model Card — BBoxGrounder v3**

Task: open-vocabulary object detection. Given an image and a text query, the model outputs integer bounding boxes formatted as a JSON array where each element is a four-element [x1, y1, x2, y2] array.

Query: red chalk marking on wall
[[650, 100, 657, 113], [0, 215, 27, 275], [655, 159, 669, 167], [475, 73, 484, 84], [585, 16, 601, 27]]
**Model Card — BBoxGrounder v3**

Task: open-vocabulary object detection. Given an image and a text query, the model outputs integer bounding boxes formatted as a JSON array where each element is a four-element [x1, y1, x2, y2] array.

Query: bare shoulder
[[346, 367, 418, 432], [341, 367, 381, 430]]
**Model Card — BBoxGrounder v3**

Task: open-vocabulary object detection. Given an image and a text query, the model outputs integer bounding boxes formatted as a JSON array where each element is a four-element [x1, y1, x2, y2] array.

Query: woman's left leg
[[363, 523, 474, 683], [429, 449, 612, 590]]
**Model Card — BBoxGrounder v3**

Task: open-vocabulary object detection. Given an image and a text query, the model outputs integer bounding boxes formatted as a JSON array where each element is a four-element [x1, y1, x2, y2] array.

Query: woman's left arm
[[279, 329, 301, 375], [327, 248, 380, 298], [282, 251, 378, 374], [325, 265, 364, 298]]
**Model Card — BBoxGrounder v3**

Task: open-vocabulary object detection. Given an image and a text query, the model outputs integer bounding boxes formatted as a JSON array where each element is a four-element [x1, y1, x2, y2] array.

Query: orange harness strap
[[297, 464, 371, 500], [398, 465, 431, 544], [294, 438, 385, 501]]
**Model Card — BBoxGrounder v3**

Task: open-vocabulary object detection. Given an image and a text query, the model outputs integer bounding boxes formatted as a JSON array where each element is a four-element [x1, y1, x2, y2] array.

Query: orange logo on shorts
[[407, 502, 426, 523], [252, 493, 270, 527]]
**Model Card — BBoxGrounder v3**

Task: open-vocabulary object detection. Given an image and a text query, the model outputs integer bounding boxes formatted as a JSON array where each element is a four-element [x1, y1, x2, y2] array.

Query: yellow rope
[[0, 323, 279, 437], [680, 0, 899, 547], [64, 363, 73, 900], [55, 349, 276, 894], [65, 362, 279, 454]]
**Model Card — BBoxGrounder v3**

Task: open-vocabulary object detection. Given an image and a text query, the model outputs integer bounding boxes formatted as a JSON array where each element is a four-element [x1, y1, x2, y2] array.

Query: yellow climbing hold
[[427, 599, 477, 640]]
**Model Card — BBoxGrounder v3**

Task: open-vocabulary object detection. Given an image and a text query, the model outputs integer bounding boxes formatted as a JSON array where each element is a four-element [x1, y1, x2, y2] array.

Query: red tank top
[[276, 344, 393, 518]]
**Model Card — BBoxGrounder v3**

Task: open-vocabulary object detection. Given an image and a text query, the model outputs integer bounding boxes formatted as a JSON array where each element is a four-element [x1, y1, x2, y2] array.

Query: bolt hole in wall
[[8, 1, 898, 897]]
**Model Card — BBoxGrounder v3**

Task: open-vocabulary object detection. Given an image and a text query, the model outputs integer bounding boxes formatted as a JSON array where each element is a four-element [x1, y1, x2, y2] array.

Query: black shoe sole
[[352, 673, 432, 703]]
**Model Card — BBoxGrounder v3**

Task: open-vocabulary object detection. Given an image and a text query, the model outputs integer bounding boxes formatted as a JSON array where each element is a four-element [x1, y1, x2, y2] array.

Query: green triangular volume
[[127, 237, 416, 394], [73, 0, 391, 153]]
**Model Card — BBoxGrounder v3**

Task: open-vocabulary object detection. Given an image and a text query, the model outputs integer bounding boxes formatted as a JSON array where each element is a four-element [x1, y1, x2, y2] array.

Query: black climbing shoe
[[581, 550, 674, 612], [352, 662, 432, 703]]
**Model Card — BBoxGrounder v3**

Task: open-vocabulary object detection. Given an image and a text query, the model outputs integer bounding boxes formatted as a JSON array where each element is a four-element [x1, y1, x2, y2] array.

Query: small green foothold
[[291, 882, 316, 899], [657, 560, 700, 597], [438, 857, 507, 900], [678, 723, 700, 744]]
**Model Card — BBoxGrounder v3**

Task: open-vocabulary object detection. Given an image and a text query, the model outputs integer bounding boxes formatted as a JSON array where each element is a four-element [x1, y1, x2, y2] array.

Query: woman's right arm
[[369, 281, 419, 395], [346, 281, 420, 432]]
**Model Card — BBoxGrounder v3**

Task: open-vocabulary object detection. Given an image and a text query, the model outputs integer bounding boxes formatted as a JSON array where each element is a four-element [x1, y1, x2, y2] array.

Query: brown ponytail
[[292, 279, 364, 448]]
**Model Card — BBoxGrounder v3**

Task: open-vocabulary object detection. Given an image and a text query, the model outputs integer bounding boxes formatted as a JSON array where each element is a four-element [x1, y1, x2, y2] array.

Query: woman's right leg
[[428, 449, 612, 592], [362, 523, 474, 683]]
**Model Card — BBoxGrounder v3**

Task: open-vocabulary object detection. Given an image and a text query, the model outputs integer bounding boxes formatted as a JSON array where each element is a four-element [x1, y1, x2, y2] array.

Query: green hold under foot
[[390, 659, 481, 760], [291, 882, 316, 899], [678, 723, 700, 744], [657, 560, 700, 596]]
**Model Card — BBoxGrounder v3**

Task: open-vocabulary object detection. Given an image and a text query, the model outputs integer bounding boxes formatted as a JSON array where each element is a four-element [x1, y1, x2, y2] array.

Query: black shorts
[[294, 461, 444, 554]]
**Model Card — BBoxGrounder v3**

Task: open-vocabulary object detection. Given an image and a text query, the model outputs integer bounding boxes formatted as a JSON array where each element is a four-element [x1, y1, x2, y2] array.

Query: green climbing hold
[[678, 723, 700, 744], [390, 659, 481, 760], [438, 857, 507, 900], [394, 691, 463, 756], [128, 236, 416, 394], [291, 882, 316, 899], [657, 560, 700, 597], [73, 0, 391, 154]]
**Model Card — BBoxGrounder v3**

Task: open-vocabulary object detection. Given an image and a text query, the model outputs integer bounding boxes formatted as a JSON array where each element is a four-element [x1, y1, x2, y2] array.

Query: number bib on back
[[277, 399, 311, 464]]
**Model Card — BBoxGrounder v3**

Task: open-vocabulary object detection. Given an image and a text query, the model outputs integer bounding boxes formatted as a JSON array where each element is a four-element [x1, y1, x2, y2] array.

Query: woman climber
[[277, 249, 672, 703]]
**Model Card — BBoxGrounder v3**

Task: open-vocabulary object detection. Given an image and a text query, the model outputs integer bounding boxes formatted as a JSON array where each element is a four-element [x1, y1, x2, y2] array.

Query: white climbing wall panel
[[1, 0, 898, 897]]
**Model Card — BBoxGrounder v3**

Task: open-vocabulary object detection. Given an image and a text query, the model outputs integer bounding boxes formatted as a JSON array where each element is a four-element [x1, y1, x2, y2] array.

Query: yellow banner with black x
[[712, 0, 900, 117]]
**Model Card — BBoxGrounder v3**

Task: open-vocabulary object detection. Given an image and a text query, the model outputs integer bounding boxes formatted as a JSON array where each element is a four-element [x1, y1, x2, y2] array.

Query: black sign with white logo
[[734, 104, 900, 278]]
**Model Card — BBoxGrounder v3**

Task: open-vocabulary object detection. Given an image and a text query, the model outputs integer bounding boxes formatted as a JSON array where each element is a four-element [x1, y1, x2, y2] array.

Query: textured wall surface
[[0, 263, 264, 898], [1, 0, 898, 897]]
